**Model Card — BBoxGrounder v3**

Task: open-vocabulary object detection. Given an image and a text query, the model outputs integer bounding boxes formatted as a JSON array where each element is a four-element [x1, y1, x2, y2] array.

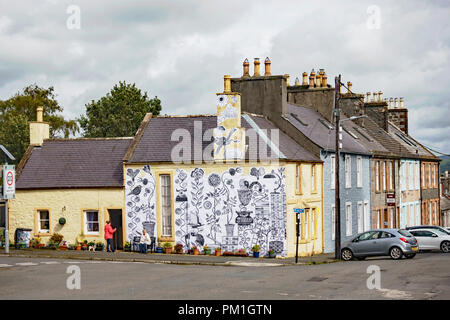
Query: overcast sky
[[0, 0, 449, 154]]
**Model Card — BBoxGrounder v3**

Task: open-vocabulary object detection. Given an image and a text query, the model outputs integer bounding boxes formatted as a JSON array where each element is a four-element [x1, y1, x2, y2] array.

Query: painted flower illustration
[[191, 168, 204, 180], [203, 201, 212, 210], [230, 95, 238, 104], [177, 170, 187, 181], [208, 173, 221, 188], [229, 168, 236, 176]]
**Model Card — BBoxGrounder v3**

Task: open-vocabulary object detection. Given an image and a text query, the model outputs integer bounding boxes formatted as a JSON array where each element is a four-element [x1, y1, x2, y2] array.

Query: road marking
[[377, 288, 412, 299], [15, 262, 38, 266], [40, 261, 60, 265], [277, 292, 289, 296], [0, 264, 13, 268], [225, 261, 282, 267]]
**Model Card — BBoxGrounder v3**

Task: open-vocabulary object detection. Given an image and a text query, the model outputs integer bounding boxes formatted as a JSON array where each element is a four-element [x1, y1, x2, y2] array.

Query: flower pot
[[269, 252, 276, 258], [96, 246, 104, 251], [253, 252, 260, 258], [204, 249, 211, 255], [156, 247, 163, 253], [125, 246, 131, 252], [215, 250, 221, 256], [192, 248, 199, 255], [76, 245, 81, 251], [163, 247, 172, 254]]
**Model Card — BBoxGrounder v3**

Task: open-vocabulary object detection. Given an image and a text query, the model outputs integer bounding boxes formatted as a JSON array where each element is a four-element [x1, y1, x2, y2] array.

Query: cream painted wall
[[8, 188, 124, 245]]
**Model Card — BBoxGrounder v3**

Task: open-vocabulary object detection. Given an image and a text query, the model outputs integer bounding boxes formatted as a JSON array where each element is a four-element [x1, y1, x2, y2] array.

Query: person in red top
[[104, 220, 117, 252]]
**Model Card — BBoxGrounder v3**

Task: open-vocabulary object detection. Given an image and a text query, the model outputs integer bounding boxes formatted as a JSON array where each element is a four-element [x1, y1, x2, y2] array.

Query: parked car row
[[341, 225, 450, 261]]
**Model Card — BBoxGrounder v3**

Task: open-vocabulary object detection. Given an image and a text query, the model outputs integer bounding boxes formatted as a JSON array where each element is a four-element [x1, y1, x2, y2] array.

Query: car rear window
[[398, 230, 413, 237]]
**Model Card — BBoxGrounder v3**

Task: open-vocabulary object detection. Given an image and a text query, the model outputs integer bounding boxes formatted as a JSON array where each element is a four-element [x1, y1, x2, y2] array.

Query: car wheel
[[389, 246, 403, 260], [441, 241, 450, 253], [356, 256, 366, 261], [341, 248, 353, 261], [404, 253, 416, 259]]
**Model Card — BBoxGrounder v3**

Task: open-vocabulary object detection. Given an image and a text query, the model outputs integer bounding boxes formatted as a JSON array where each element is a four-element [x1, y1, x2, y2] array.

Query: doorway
[[108, 209, 123, 250]]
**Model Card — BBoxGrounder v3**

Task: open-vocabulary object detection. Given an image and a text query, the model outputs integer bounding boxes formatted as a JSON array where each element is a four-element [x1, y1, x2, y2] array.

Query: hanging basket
[[59, 218, 66, 225]]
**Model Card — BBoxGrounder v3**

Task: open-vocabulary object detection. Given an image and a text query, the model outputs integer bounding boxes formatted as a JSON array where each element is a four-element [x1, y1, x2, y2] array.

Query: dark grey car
[[341, 229, 418, 261]]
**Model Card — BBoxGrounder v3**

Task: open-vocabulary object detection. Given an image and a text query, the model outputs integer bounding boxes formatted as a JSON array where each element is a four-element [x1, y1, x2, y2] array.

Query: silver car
[[341, 229, 418, 261], [408, 229, 450, 253]]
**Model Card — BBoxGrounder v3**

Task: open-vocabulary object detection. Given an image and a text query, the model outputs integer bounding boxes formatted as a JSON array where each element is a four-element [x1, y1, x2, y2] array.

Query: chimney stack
[[29, 106, 49, 146], [373, 92, 378, 102], [347, 81, 352, 94], [378, 91, 383, 101], [366, 92, 371, 103], [285, 74, 290, 86], [400, 97, 404, 108], [302, 72, 308, 85], [224, 75, 231, 93], [394, 98, 398, 109], [315, 73, 322, 88], [321, 71, 327, 87], [242, 58, 250, 77], [389, 98, 393, 109], [37, 106, 43, 123], [309, 69, 315, 87], [253, 58, 260, 77], [264, 57, 271, 76], [294, 77, 300, 86]]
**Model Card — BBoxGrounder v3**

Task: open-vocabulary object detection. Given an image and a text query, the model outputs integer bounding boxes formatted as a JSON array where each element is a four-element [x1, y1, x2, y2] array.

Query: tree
[[0, 84, 79, 164], [78, 81, 161, 138]]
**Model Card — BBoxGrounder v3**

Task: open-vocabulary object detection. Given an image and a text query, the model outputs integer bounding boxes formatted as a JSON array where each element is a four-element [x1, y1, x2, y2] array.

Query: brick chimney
[[29, 106, 49, 146], [388, 97, 408, 134]]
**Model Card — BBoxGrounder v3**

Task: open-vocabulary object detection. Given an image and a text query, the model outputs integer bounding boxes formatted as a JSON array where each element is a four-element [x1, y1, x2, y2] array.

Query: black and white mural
[[174, 166, 287, 256], [125, 165, 157, 242], [125, 165, 287, 256]]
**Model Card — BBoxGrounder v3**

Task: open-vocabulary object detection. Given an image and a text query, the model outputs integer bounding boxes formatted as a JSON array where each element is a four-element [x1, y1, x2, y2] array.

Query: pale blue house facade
[[285, 104, 372, 253]]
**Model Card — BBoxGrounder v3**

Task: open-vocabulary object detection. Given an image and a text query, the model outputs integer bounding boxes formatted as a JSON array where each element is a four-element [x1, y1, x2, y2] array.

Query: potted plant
[[174, 243, 184, 254], [268, 249, 276, 258], [156, 246, 163, 253], [50, 233, 64, 247], [222, 251, 234, 256], [95, 241, 104, 251], [69, 244, 77, 250], [235, 248, 248, 257], [251, 244, 260, 258], [59, 241, 68, 250], [163, 242, 173, 254], [214, 247, 222, 256], [192, 245, 199, 255], [82, 240, 88, 251], [124, 241, 131, 252], [203, 246, 211, 255]]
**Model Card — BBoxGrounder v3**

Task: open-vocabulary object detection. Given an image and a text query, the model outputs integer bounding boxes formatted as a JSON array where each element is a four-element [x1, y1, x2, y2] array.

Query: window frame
[[36, 209, 51, 235], [345, 202, 352, 236], [345, 155, 351, 189], [159, 173, 173, 238], [83, 210, 100, 235], [357, 156, 362, 188]]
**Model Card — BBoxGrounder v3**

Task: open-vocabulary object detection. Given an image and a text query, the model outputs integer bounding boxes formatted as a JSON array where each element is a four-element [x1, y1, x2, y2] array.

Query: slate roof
[[285, 104, 372, 156], [125, 114, 321, 163], [16, 138, 132, 189], [386, 123, 436, 159]]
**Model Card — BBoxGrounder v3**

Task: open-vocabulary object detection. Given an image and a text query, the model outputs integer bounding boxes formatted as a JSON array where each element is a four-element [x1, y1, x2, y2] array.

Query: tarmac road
[[0, 252, 449, 300]]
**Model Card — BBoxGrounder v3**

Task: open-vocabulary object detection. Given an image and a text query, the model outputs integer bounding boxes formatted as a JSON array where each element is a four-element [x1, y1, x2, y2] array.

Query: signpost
[[294, 208, 305, 264], [2, 165, 15, 254], [1, 145, 16, 255]]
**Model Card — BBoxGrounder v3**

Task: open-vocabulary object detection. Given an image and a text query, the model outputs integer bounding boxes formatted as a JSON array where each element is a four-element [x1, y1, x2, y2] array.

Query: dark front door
[[108, 209, 123, 250]]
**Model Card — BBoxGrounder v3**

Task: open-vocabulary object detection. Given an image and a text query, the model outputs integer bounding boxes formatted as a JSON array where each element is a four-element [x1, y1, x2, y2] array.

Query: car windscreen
[[398, 229, 413, 237]]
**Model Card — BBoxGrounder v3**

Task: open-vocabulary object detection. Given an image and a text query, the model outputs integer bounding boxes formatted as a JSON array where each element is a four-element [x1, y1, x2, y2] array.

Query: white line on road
[[0, 264, 13, 268], [225, 261, 282, 267], [15, 262, 38, 266], [40, 261, 60, 265]]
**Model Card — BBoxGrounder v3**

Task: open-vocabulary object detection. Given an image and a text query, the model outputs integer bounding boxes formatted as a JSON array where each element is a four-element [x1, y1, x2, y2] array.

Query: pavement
[[1, 248, 338, 267]]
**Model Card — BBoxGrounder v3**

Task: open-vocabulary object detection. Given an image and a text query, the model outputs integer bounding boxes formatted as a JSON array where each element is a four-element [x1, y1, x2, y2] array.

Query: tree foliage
[[0, 84, 79, 164], [78, 81, 161, 138]]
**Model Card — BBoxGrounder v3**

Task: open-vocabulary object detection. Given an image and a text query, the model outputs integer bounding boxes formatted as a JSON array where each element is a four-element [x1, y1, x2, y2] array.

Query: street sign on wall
[[386, 193, 395, 206], [2, 165, 15, 200], [294, 208, 305, 214]]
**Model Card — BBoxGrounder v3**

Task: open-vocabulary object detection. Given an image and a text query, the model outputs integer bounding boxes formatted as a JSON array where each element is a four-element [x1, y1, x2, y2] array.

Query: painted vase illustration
[[225, 223, 235, 237]]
